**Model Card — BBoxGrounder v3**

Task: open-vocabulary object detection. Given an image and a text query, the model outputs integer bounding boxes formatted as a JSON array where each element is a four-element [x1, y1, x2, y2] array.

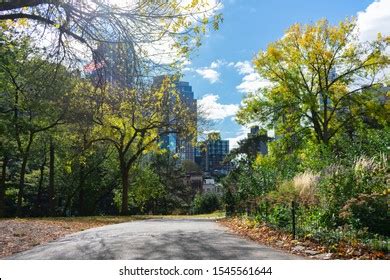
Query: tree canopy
[[0, 0, 223, 72], [237, 19, 389, 146], [0, 1, 218, 217]]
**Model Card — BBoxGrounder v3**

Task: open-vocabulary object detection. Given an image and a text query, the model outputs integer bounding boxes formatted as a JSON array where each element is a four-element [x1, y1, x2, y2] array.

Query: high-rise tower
[[154, 77, 197, 161]]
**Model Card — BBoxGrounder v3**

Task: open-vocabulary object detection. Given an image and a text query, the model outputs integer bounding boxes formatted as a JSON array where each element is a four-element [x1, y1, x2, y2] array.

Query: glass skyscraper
[[154, 77, 197, 161], [195, 133, 230, 176]]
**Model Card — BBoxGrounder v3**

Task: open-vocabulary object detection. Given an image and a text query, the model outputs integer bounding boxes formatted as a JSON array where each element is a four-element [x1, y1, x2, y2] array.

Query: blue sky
[[183, 0, 389, 148]]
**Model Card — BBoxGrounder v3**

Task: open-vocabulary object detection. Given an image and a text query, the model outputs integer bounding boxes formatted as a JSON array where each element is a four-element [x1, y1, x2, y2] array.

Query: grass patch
[[2, 211, 226, 224]]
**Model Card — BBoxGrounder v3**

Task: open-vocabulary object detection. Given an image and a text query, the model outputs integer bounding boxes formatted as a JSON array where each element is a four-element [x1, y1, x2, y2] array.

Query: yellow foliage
[[267, 45, 282, 60], [240, 17, 389, 146]]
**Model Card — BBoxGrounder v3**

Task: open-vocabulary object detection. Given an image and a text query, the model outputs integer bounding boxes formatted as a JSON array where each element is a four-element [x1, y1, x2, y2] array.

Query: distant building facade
[[196, 133, 230, 176], [154, 77, 197, 161], [83, 42, 139, 88], [207, 137, 229, 175], [247, 126, 268, 155], [202, 178, 223, 195], [176, 81, 197, 162]]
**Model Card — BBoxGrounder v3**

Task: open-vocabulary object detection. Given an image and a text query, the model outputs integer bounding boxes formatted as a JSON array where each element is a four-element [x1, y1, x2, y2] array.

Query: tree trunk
[[16, 155, 28, 217], [16, 131, 34, 217], [35, 153, 46, 216], [48, 137, 55, 215], [77, 164, 86, 216], [0, 156, 9, 217], [120, 163, 130, 215]]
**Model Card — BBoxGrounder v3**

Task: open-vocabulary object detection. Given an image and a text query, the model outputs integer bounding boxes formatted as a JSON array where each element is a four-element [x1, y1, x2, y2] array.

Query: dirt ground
[[219, 218, 389, 260], [0, 216, 140, 258]]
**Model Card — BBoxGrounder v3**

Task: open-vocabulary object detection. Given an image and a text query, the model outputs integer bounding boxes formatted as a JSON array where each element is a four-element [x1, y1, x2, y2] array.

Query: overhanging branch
[[0, 0, 52, 12]]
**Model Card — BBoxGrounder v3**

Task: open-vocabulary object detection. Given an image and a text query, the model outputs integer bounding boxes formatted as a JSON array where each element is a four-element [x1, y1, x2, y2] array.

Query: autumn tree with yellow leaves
[[88, 77, 196, 215], [237, 19, 389, 146]]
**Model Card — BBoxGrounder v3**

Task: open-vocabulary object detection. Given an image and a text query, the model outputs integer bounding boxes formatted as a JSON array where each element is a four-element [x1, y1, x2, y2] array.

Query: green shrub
[[225, 123, 389, 247], [267, 204, 291, 229], [317, 164, 354, 226], [191, 192, 220, 214], [318, 155, 388, 228], [298, 141, 334, 172], [262, 181, 296, 229], [340, 192, 390, 236], [223, 188, 235, 216], [296, 207, 328, 236], [332, 127, 390, 161]]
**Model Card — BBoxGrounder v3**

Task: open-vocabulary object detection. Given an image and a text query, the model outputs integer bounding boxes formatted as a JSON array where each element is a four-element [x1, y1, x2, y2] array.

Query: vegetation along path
[[6, 218, 302, 260]]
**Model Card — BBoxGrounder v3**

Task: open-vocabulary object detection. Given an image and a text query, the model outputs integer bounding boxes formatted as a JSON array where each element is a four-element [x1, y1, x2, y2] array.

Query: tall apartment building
[[175, 81, 197, 162], [207, 137, 229, 175], [83, 42, 138, 88], [195, 133, 230, 176], [154, 77, 197, 161]]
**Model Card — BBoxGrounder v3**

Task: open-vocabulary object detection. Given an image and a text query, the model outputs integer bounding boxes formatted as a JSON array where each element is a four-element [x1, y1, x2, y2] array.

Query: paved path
[[7, 218, 302, 260]]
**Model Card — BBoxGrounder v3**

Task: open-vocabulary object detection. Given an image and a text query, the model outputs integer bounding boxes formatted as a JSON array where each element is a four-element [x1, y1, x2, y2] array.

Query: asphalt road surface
[[7, 218, 302, 260]]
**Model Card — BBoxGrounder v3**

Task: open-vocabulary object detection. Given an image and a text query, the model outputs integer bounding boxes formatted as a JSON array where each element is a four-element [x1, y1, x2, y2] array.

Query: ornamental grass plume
[[354, 154, 387, 177], [292, 171, 320, 206], [353, 154, 388, 193]]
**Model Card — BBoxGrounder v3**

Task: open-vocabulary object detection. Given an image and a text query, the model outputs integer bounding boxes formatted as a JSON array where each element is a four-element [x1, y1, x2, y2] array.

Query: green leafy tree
[[191, 192, 220, 214], [226, 130, 270, 163], [130, 166, 166, 214], [0, 30, 75, 215], [150, 152, 197, 213]]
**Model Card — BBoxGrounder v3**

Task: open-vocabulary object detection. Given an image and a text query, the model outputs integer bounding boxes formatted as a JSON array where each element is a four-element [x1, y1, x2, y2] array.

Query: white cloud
[[196, 68, 220, 83], [356, 0, 390, 79], [234, 60, 271, 93], [210, 59, 225, 68], [194, 59, 236, 83], [198, 94, 239, 120], [237, 72, 271, 93], [210, 61, 220, 69], [234, 61, 254, 75], [210, 59, 234, 68], [226, 126, 250, 150], [357, 0, 390, 42], [182, 59, 192, 66], [203, 129, 221, 134]]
